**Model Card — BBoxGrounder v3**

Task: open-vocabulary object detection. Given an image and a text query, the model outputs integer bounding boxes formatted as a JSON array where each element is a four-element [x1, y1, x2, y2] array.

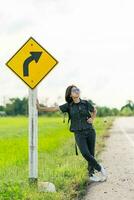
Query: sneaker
[[89, 174, 102, 182], [99, 163, 107, 181]]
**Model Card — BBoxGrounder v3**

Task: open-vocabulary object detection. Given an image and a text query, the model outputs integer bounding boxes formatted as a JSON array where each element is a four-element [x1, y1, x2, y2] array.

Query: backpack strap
[[63, 112, 66, 123], [67, 102, 71, 124], [67, 102, 79, 156], [85, 100, 91, 117], [85, 100, 89, 111], [75, 142, 78, 155], [62, 102, 71, 124]]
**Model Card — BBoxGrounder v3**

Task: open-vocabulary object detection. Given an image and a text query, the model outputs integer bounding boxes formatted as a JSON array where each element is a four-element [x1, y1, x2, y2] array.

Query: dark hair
[[65, 85, 77, 103]]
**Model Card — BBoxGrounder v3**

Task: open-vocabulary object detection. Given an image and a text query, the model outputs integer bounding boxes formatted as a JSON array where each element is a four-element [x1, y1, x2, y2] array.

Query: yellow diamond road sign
[[6, 37, 58, 89]]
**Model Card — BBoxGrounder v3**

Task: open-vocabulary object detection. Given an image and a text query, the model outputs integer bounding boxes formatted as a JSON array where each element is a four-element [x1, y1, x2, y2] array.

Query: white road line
[[118, 125, 134, 148]]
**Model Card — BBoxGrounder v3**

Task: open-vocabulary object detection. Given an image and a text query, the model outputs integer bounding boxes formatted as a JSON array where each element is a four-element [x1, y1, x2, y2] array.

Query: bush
[[0, 182, 27, 200]]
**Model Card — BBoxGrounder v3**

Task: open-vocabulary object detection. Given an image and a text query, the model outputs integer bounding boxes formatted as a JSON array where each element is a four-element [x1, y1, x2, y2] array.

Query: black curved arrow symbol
[[23, 52, 42, 76]]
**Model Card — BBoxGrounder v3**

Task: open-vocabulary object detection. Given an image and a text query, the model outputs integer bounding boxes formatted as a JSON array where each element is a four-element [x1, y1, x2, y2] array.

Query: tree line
[[0, 98, 134, 117]]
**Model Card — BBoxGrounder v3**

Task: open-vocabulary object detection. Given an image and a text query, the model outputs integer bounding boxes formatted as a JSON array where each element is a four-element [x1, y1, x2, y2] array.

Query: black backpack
[[62, 100, 89, 156]]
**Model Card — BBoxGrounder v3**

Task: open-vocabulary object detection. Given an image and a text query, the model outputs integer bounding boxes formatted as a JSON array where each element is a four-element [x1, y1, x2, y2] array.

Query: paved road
[[82, 117, 134, 200]]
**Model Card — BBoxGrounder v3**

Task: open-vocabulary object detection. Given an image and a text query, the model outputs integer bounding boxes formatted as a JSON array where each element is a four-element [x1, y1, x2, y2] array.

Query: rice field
[[0, 116, 114, 200]]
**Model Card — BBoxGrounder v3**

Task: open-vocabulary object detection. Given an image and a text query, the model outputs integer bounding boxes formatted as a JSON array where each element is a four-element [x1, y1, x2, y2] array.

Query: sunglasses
[[71, 88, 80, 93]]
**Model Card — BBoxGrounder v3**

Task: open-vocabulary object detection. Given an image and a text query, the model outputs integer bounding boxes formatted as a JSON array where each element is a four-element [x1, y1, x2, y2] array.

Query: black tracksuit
[[59, 98, 101, 175]]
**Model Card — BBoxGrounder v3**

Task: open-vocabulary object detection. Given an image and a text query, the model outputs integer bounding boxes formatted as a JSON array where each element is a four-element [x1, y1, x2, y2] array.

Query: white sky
[[0, 0, 134, 109]]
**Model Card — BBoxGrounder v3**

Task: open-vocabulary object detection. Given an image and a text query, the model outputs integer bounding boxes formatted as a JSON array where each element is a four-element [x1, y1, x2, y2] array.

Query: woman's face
[[70, 86, 80, 98]]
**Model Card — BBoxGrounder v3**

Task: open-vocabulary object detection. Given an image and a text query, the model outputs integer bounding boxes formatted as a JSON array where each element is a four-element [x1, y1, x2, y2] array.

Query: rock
[[38, 181, 56, 192]]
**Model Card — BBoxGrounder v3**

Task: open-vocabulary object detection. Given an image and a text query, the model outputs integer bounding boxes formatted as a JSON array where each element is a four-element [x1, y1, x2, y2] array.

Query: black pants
[[74, 128, 101, 175]]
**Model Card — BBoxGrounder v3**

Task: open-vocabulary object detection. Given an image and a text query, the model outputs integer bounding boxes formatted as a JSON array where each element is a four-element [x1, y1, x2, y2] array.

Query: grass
[[0, 116, 114, 200]]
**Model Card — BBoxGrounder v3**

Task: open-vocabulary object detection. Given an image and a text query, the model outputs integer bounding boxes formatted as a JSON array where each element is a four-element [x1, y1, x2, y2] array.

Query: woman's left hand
[[87, 117, 93, 124]]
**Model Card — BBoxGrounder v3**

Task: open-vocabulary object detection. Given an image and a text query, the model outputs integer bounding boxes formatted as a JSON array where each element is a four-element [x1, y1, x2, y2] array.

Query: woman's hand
[[36, 99, 59, 112], [87, 117, 93, 124], [36, 99, 41, 111], [87, 108, 97, 124]]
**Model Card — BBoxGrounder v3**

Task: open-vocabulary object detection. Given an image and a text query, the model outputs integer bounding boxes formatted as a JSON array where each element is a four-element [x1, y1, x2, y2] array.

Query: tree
[[5, 97, 28, 116], [121, 100, 134, 111]]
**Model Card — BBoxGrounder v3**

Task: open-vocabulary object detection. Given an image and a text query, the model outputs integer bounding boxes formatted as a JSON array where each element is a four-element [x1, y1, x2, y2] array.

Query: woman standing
[[36, 85, 107, 182]]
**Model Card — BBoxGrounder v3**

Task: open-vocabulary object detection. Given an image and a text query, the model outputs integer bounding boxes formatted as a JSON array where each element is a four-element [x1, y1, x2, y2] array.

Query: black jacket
[[59, 98, 95, 132]]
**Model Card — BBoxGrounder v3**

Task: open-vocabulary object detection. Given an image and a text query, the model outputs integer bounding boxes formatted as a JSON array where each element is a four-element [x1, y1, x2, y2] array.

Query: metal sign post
[[6, 37, 58, 191], [28, 87, 38, 185]]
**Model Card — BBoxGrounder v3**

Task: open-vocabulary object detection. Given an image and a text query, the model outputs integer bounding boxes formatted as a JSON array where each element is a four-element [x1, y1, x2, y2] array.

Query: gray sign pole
[[28, 88, 38, 185]]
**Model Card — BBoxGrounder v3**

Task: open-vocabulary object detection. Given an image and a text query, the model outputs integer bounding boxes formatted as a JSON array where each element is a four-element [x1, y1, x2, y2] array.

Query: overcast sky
[[0, 0, 134, 109]]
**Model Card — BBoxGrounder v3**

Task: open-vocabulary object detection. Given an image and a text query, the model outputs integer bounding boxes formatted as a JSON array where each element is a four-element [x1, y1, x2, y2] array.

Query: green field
[[0, 116, 114, 200]]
